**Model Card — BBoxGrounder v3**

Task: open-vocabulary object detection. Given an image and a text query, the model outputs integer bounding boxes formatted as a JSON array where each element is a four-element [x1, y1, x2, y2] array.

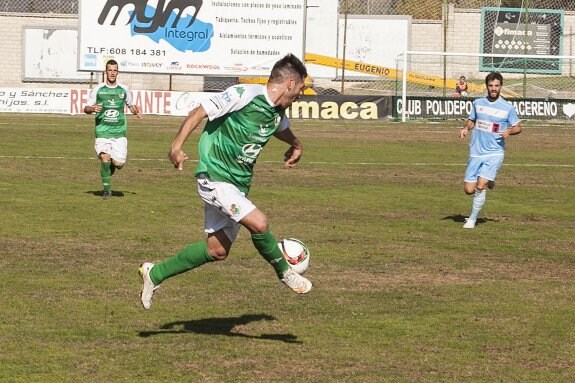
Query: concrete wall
[[0, 14, 204, 91], [2, 8, 574, 89]]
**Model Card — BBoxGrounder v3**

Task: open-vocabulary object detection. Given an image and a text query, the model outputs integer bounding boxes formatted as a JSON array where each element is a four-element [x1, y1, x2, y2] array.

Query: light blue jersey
[[468, 97, 520, 157]]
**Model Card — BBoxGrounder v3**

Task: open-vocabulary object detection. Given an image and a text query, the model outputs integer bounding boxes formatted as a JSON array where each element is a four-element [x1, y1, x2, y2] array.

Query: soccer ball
[[278, 238, 310, 275]]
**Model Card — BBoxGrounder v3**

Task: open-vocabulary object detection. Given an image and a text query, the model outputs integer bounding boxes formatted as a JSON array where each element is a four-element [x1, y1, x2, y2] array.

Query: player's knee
[[464, 185, 475, 195], [207, 246, 229, 261], [249, 220, 269, 235], [113, 161, 124, 169]]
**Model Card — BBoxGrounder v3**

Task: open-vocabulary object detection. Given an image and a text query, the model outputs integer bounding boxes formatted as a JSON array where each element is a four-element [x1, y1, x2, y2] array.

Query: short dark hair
[[269, 53, 307, 84], [106, 59, 118, 69], [485, 72, 503, 86]]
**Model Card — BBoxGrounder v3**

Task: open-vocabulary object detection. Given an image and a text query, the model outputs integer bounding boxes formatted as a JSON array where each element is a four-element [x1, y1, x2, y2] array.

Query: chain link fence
[[1, 0, 574, 98]]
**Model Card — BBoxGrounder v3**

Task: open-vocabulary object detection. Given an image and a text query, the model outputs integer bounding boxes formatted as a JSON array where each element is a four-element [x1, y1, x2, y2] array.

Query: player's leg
[[463, 157, 480, 227], [147, 233, 224, 285], [95, 138, 113, 199], [199, 176, 311, 293], [242, 208, 312, 294], [465, 177, 488, 228], [464, 156, 504, 229], [139, 200, 240, 309], [109, 137, 127, 175], [139, 177, 241, 309]]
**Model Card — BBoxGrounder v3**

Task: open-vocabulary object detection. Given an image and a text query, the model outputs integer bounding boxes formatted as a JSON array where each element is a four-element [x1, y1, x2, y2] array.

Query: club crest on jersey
[[235, 86, 245, 98], [119, 93, 125, 99]]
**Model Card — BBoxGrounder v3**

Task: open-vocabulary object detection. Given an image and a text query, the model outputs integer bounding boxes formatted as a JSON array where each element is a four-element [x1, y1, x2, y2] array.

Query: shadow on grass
[[138, 313, 302, 344], [442, 214, 497, 226], [86, 190, 129, 198]]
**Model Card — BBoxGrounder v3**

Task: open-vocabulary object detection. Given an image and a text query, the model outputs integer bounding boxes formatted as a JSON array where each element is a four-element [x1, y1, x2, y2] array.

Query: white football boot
[[139, 262, 159, 309], [281, 268, 312, 294]]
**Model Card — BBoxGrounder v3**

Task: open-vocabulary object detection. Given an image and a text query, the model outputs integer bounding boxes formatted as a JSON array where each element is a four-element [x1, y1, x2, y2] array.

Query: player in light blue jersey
[[459, 72, 522, 229]]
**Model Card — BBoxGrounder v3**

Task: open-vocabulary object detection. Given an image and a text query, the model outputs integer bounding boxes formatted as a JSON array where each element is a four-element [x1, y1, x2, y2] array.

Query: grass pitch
[[0, 114, 574, 382]]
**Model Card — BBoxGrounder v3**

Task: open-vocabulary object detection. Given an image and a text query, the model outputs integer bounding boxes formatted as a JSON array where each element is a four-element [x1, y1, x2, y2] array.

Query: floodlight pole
[[523, 0, 530, 98], [341, 0, 348, 95], [442, 0, 448, 97]]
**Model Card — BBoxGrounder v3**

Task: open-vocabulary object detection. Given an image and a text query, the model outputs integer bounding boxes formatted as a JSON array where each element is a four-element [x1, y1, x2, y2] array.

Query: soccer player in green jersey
[[138, 54, 312, 309], [84, 59, 142, 199]]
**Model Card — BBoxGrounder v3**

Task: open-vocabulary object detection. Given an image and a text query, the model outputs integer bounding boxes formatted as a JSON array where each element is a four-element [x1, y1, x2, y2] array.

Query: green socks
[[149, 231, 289, 285], [251, 229, 290, 278], [100, 161, 111, 191], [150, 242, 214, 285]]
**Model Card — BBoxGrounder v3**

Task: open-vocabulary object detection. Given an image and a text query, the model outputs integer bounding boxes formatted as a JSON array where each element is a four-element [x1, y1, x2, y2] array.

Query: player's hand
[[133, 105, 143, 120], [498, 130, 511, 139], [459, 127, 469, 139], [93, 103, 102, 113], [284, 145, 302, 168], [168, 149, 189, 171]]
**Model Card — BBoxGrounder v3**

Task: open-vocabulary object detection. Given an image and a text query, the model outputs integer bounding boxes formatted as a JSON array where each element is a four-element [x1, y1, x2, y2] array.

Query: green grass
[[1, 114, 574, 382]]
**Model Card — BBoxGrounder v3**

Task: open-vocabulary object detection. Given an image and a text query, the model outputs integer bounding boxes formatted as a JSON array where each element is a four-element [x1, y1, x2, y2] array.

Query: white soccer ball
[[278, 238, 310, 275]]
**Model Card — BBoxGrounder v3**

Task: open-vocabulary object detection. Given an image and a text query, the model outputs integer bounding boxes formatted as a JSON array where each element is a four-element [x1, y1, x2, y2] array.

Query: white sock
[[468, 189, 486, 222]]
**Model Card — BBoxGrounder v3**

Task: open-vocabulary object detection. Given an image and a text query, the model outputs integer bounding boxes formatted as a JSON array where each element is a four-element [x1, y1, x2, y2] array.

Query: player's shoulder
[[227, 83, 264, 96], [496, 96, 516, 110], [93, 82, 107, 91], [218, 84, 266, 104], [115, 82, 130, 92]]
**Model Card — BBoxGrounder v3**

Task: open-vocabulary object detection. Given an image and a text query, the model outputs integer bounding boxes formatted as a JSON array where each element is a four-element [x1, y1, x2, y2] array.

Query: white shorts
[[196, 176, 256, 242], [94, 137, 128, 163]]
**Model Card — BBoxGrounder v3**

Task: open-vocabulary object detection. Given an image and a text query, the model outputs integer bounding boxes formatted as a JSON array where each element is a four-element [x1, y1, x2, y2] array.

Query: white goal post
[[399, 51, 575, 122]]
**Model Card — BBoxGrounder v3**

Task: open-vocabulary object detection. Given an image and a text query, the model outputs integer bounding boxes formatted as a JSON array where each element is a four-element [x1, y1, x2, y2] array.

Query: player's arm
[[459, 119, 475, 139], [499, 107, 522, 139], [499, 122, 522, 139], [84, 104, 101, 114], [128, 104, 143, 120], [168, 105, 208, 170], [84, 87, 101, 114], [123, 86, 142, 119], [275, 126, 303, 168]]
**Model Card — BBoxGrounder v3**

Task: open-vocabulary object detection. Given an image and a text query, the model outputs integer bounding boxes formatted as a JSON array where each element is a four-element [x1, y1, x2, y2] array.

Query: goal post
[[398, 50, 575, 122]]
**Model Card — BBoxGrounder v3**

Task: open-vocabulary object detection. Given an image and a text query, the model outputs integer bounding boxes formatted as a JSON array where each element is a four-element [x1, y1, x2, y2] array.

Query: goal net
[[397, 51, 575, 100]]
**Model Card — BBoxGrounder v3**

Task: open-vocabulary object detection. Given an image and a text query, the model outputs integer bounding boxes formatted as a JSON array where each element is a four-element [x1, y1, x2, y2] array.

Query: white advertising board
[[23, 28, 92, 82], [337, 16, 411, 78], [305, 0, 338, 78], [0, 87, 212, 116], [78, 0, 306, 76]]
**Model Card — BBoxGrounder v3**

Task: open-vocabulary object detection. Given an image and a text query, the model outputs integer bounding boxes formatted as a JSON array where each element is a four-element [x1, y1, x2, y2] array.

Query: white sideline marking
[[0, 155, 573, 168]]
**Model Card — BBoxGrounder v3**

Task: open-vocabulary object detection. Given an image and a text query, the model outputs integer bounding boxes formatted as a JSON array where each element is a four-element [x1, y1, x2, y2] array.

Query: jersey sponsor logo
[[476, 119, 502, 133], [237, 143, 262, 164], [104, 109, 120, 118], [241, 144, 262, 158], [220, 91, 232, 105]]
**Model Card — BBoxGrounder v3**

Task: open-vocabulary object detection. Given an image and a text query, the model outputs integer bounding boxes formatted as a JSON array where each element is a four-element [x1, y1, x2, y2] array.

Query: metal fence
[[1, 0, 574, 98]]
